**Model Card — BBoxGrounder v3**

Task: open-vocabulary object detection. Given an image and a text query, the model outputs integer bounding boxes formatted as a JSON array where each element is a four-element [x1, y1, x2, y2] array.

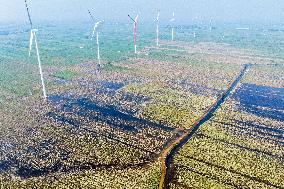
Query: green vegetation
[[101, 63, 135, 72], [171, 65, 284, 188], [142, 48, 190, 63], [1, 162, 161, 189], [125, 82, 214, 128], [51, 70, 79, 80], [1, 22, 284, 189], [0, 61, 39, 97], [243, 64, 284, 87], [172, 108, 284, 188]]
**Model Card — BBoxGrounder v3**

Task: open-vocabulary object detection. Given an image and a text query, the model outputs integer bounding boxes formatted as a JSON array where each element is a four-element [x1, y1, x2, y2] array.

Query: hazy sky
[[1, 0, 284, 24]]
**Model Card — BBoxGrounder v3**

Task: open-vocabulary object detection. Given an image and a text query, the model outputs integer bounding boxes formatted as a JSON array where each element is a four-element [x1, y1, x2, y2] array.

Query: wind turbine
[[170, 12, 175, 41], [156, 10, 160, 46], [24, 0, 47, 101], [88, 9, 103, 65], [128, 14, 139, 54]]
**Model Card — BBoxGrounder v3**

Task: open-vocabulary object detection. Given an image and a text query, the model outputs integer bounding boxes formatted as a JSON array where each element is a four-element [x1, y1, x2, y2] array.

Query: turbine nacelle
[[128, 14, 138, 24]]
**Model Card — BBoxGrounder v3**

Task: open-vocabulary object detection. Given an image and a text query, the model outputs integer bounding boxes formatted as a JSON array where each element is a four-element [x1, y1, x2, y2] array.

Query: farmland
[[0, 22, 284, 188], [167, 64, 284, 189]]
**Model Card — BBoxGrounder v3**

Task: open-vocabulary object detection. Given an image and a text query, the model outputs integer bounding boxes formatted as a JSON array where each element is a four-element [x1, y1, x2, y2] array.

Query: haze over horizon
[[1, 0, 284, 26]]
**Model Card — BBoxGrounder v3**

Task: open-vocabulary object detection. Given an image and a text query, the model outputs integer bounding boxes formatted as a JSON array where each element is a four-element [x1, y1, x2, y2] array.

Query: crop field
[[1, 21, 284, 189], [169, 64, 284, 188]]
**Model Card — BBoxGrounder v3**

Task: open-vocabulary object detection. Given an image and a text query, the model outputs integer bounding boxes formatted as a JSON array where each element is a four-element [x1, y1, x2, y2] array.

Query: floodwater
[[233, 83, 284, 121]]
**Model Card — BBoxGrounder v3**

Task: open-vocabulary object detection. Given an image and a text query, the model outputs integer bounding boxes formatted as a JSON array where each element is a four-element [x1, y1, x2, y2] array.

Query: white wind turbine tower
[[88, 9, 103, 65], [156, 10, 160, 46], [25, 0, 47, 101], [170, 12, 175, 41], [128, 14, 139, 54]]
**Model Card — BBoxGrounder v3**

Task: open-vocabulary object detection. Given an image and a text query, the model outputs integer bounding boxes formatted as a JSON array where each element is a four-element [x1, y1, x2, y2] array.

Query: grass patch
[[51, 70, 79, 80], [125, 82, 215, 128], [173, 101, 284, 188], [1, 162, 162, 189], [101, 63, 134, 72], [141, 103, 195, 127]]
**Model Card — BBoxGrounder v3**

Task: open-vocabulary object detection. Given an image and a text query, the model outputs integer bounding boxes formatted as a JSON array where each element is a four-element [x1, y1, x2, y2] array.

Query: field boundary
[[158, 64, 249, 189]]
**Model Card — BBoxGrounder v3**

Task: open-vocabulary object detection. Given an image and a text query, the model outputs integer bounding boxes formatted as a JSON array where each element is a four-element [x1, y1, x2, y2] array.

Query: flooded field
[[233, 83, 284, 121], [170, 64, 284, 189], [0, 21, 284, 188]]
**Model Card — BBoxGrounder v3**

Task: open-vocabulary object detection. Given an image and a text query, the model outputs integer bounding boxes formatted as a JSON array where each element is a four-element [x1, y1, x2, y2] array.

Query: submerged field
[[0, 22, 284, 188], [169, 65, 284, 189]]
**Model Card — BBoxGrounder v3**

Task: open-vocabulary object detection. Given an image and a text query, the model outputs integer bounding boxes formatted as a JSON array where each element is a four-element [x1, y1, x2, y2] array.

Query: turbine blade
[[24, 0, 33, 28], [170, 12, 175, 22], [135, 15, 139, 23], [95, 21, 103, 30], [88, 9, 96, 23], [128, 15, 135, 22], [29, 31, 34, 56], [91, 27, 96, 40]]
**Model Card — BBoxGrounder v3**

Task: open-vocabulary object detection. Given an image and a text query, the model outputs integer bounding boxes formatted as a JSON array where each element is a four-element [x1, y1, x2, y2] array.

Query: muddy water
[[233, 83, 284, 121]]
